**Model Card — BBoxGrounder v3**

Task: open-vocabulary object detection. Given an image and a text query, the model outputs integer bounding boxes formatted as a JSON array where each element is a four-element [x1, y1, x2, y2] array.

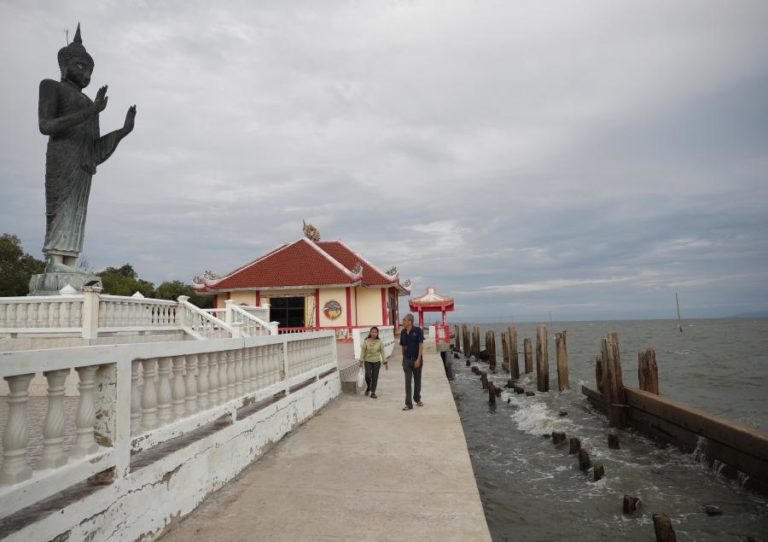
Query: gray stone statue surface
[[30, 24, 136, 295]]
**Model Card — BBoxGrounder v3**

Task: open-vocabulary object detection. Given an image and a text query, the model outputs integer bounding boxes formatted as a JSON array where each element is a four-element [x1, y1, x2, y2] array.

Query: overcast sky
[[1, 0, 767, 322]]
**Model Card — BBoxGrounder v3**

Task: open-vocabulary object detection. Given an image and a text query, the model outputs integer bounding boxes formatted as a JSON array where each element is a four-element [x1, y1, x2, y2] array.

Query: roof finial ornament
[[385, 266, 398, 276], [302, 219, 320, 242], [351, 262, 363, 275]]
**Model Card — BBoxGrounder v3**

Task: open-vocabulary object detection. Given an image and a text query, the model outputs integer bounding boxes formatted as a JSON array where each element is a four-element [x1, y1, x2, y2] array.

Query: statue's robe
[[38, 79, 121, 258]]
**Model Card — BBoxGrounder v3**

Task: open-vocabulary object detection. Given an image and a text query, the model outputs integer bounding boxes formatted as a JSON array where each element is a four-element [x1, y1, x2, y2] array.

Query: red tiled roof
[[316, 240, 396, 287], [207, 238, 360, 290]]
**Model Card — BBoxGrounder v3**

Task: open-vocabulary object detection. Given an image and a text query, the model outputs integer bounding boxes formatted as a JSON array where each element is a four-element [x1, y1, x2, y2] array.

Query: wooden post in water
[[638, 348, 659, 394], [501, 331, 510, 373], [462, 325, 470, 356], [472, 327, 481, 358], [488, 382, 496, 404], [555, 330, 569, 391], [569, 437, 581, 455], [602, 333, 627, 428], [487, 330, 497, 371], [623, 495, 640, 514], [593, 463, 605, 482], [536, 325, 549, 392], [578, 449, 592, 471], [595, 354, 605, 394], [523, 338, 533, 373], [652, 513, 677, 542], [508, 326, 519, 379]]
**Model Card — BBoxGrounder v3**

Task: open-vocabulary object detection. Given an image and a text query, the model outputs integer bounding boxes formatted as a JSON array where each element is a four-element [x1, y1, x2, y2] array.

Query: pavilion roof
[[195, 237, 409, 293], [409, 287, 455, 311]]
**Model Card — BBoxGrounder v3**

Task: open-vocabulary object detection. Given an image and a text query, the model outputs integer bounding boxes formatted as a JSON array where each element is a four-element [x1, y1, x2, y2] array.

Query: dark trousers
[[402, 356, 422, 407], [364, 362, 381, 393]]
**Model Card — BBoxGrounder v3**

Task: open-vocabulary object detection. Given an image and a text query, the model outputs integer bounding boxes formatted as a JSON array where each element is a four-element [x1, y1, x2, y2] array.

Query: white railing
[[0, 331, 338, 521], [0, 295, 84, 334], [226, 301, 278, 337], [98, 295, 178, 332], [177, 296, 234, 340]]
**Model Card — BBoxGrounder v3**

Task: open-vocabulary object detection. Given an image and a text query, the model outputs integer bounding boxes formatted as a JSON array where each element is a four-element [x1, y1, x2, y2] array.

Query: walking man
[[400, 313, 424, 411]]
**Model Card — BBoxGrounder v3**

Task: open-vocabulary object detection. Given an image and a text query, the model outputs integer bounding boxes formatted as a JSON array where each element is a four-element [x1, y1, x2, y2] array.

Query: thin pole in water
[[675, 292, 683, 333]]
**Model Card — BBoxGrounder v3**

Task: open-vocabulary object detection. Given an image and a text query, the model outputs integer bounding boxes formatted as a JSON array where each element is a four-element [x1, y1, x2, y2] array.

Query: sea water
[[449, 318, 768, 541]]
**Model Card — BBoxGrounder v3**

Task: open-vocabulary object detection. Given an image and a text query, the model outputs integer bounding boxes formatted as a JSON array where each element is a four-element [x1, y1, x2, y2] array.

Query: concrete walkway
[[162, 347, 491, 542]]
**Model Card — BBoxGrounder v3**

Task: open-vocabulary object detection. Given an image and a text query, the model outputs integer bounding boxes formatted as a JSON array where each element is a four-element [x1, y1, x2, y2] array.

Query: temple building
[[194, 234, 410, 339]]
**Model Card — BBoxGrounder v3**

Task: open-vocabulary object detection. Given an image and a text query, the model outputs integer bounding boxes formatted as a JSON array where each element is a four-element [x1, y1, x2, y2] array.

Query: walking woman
[[359, 326, 388, 398]]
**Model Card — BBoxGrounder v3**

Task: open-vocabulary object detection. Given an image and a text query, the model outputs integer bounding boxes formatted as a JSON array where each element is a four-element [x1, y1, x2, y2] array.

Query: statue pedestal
[[28, 272, 102, 296]]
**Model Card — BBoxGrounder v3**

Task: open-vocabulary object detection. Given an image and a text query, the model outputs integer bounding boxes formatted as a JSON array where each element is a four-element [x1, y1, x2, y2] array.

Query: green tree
[[0, 234, 45, 296], [98, 264, 155, 297], [156, 280, 212, 308]]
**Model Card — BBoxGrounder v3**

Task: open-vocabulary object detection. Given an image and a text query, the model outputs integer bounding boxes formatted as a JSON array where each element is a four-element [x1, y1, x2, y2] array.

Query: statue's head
[[57, 24, 94, 89]]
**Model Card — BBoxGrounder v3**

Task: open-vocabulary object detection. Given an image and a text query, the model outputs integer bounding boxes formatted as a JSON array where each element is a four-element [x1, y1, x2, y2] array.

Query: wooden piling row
[[536, 325, 549, 392], [486, 330, 497, 372], [501, 332, 510, 373], [523, 337, 533, 374], [601, 332, 627, 428], [638, 347, 659, 394], [508, 326, 520, 379], [462, 325, 470, 357], [555, 330, 569, 391]]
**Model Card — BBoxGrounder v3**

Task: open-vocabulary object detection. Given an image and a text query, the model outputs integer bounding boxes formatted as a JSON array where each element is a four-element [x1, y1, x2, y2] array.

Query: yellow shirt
[[360, 338, 386, 363]]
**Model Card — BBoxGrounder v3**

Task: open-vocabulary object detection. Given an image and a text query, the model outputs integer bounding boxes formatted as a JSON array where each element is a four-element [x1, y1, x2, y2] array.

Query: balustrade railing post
[[185, 354, 198, 414], [156, 357, 172, 424], [241, 348, 251, 393], [282, 339, 289, 392], [226, 350, 237, 400], [40, 369, 70, 469], [198, 353, 210, 409], [73, 365, 99, 457], [130, 361, 142, 433], [172, 355, 187, 418], [217, 350, 229, 402], [0, 373, 35, 484], [141, 359, 158, 431], [81, 286, 102, 340], [234, 349, 244, 396], [208, 352, 220, 405]]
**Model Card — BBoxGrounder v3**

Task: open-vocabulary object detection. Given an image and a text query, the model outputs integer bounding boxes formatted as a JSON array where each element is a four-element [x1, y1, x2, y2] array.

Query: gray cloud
[[1, 0, 767, 321]]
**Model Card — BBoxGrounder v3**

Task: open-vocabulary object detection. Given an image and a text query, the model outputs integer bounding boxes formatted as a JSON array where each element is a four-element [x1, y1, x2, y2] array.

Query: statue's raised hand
[[123, 105, 136, 135], [94, 85, 108, 113]]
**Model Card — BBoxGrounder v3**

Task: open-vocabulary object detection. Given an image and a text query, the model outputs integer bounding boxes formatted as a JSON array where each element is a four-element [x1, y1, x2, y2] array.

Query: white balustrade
[[156, 357, 173, 425], [197, 353, 210, 410], [185, 355, 198, 414], [217, 350, 228, 402], [141, 359, 159, 431], [234, 350, 244, 396], [172, 356, 186, 418], [0, 373, 35, 484], [72, 366, 99, 457], [40, 369, 70, 469], [208, 352, 219, 406], [0, 331, 338, 520], [0, 296, 83, 333], [226, 350, 236, 400], [130, 361, 142, 434]]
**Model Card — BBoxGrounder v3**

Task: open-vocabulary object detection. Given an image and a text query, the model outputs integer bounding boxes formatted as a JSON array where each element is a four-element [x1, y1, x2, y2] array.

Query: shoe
[[365, 390, 370, 396], [416, 401, 424, 407], [370, 393, 378, 399], [402, 405, 413, 411]]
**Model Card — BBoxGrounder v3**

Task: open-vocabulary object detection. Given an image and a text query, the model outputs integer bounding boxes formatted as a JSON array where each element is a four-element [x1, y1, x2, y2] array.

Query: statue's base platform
[[28, 272, 102, 296]]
